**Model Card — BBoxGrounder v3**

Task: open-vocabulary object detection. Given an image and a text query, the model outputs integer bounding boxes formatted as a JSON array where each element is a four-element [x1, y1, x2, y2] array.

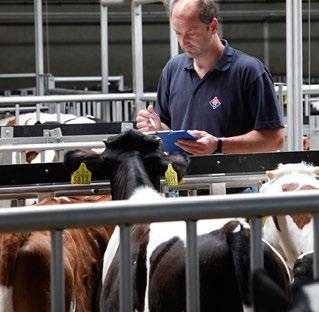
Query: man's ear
[[210, 18, 219, 35]]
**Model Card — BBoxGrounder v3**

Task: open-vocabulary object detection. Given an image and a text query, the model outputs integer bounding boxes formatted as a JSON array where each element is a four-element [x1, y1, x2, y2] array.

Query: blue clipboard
[[155, 130, 197, 152]]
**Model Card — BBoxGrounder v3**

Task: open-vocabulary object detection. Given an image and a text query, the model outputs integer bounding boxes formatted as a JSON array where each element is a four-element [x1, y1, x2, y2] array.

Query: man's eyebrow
[[174, 27, 198, 34]]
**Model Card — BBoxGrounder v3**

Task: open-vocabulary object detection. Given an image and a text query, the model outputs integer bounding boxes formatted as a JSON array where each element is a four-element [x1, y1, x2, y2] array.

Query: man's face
[[172, 8, 212, 58]]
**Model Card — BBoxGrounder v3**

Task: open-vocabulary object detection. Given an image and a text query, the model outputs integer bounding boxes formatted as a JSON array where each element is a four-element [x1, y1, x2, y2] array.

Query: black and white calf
[[253, 269, 319, 312], [64, 129, 290, 312], [293, 251, 314, 285]]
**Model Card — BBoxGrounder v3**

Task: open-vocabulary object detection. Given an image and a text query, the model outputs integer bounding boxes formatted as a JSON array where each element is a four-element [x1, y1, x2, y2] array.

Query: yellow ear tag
[[165, 163, 179, 186], [71, 163, 92, 184]]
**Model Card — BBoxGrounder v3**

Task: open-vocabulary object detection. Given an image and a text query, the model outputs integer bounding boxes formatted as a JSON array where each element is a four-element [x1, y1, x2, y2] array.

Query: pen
[[149, 117, 157, 130]]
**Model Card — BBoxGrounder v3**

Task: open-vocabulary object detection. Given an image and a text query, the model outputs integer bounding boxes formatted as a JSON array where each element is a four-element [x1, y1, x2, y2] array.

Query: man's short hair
[[169, 0, 218, 24]]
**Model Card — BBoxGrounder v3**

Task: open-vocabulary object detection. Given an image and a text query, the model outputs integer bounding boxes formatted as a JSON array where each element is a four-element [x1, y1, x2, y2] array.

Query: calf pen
[[1, 192, 319, 312], [1, 151, 319, 312]]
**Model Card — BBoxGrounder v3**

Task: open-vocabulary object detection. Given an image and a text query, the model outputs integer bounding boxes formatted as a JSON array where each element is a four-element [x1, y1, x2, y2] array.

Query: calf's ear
[[161, 153, 190, 181], [63, 150, 102, 174], [252, 269, 290, 312]]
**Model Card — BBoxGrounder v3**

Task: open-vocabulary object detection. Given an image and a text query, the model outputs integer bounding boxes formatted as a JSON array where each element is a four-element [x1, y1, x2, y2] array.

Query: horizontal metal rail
[[1, 190, 318, 231], [0, 93, 136, 105], [53, 75, 123, 83], [274, 84, 319, 95], [1, 87, 319, 107], [0, 141, 105, 152], [0, 182, 110, 199], [0, 73, 36, 79]]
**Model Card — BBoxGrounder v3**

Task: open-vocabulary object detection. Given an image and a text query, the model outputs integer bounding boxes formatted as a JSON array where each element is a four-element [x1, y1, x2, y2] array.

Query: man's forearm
[[221, 128, 285, 154]]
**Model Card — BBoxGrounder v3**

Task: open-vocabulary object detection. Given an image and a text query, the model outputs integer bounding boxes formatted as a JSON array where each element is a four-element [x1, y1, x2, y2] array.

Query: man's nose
[[179, 35, 188, 46]]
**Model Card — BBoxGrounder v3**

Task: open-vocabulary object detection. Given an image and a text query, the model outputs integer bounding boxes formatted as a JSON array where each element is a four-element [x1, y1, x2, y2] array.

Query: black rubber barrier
[[1, 150, 319, 186]]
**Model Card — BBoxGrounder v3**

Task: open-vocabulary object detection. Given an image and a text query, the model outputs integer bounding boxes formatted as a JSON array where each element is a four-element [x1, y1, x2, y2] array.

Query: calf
[[252, 268, 319, 312], [64, 129, 290, 312], [261, 162, 319, 268], [0, 112, 80, 126], [24, 114, 101, 164], [293, 251, 314, 285], [0, 195, 113, 312]]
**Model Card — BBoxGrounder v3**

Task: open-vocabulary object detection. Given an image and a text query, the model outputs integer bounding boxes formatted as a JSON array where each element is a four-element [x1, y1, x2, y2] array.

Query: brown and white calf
[[261, 162, 319, 269], [0, 195, 113, 312], [64, 129, 290, 312]]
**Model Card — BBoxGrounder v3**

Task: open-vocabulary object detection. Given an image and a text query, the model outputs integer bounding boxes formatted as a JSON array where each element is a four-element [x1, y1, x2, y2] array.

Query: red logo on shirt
[[209, 97, 221, 110]]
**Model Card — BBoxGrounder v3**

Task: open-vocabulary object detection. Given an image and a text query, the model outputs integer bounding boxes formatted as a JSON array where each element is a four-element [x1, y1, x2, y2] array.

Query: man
[[136, 0, 284, 155]]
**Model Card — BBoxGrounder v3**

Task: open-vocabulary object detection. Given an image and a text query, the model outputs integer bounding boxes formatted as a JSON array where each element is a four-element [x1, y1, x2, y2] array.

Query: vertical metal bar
[[168, 0, 179, 57], [186, 220, 200, 312], [34, 0, 45, 96], [100, 3, 110, 121], [119, 75, 124, 91], [277, 83, 285, 117], [286, 0, 303, 151], [51, 230, 65, 312], [263, 21, 270, 69], [57, 103, 62, 123], [304, 94, 310, 118], [250, 217, 264, 273], [209, 183, 226, 195], [313, 213, 319, 279], [119, 224, 132, 312], [41, 150, 45, 163], [15, 151, 21, 164], [21, 151, 26, 164], [132, 1, 144, 113], [15, 104, 20, 124], [58, 150, 64, 162]]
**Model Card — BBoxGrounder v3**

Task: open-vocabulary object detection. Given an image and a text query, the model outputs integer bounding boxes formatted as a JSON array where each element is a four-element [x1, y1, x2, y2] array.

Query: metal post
[[120, 224, 132, 312], [313, 214, 319, 279], [250, 217, 264, 272], [263, 21, 270, 69], [132, 1, 145, 113], [277, 83, 285, 117], [51, 230, 65, 312], [168, 0, 179, 57], [34, 0, 45, 96], [186, 221, 200, 312], [100, 2, 110, 121], [286, 0, 303, 151]]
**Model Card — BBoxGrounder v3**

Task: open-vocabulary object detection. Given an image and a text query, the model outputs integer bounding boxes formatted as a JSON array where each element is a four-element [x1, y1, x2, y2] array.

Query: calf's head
[[260, 162, 319, 193], [64, 130, 189, 199]]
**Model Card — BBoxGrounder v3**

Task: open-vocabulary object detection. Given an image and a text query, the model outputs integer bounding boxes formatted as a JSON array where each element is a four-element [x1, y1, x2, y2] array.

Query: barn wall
[[0, 1, 318, 92]]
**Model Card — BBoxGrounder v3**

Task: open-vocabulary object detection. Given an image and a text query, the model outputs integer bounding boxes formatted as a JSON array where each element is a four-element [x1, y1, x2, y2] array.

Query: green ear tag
[[165, 163, 178, 186], [71, 163, 92, 184]]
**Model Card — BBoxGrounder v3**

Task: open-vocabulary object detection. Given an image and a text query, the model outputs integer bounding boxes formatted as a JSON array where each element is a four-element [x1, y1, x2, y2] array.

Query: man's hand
[[175, 130, 218, 155], [136, 105, 162, 132]]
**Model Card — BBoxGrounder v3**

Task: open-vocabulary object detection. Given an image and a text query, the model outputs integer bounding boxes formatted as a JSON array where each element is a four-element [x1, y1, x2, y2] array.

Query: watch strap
[[214, 137, 223, 154]]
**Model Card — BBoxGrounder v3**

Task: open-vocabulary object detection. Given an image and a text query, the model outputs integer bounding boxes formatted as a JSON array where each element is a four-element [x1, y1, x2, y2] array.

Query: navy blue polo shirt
[[155, 40, 284, 137]]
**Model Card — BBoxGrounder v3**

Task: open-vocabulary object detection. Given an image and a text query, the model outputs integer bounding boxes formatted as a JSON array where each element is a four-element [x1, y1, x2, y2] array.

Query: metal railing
[[0, 191, 319, 311], [0, 92, 154, 122]]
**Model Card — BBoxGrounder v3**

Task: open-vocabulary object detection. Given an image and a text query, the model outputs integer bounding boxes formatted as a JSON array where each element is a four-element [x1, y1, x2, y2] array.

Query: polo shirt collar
[[183, 39, 234, 72], [214, 39, 233, 71]]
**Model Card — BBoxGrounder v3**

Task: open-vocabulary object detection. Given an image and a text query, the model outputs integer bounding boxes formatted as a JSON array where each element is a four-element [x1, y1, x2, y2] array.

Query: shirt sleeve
[[246, 71, 284, 130]]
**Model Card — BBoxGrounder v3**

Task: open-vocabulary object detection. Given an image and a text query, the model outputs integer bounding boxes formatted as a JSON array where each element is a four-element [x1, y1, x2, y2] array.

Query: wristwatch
[[214, 137, 223, 154]]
